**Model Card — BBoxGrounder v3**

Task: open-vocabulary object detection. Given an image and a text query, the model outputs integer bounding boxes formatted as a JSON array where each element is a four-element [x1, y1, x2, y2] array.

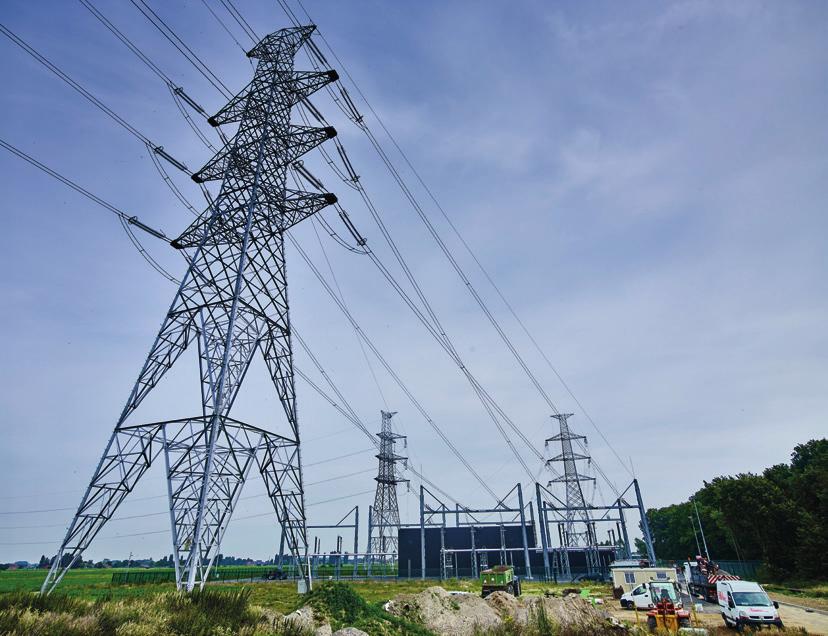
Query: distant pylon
[[546, 413, 600, 573], [41, 25, 339, 594], [368, 411, 408, 563]]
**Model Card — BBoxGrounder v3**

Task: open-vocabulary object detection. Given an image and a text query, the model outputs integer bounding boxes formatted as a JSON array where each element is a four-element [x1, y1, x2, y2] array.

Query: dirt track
[[605, 596, 828, 635]]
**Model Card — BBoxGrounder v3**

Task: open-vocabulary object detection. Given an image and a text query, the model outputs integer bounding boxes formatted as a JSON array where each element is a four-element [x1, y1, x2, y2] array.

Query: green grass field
[[0, 567, 607, 608], [0, 569, 617, 635]]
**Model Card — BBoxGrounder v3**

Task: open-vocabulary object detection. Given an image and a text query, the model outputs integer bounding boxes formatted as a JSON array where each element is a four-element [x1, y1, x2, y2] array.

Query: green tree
[[644, 438, 827, 581]]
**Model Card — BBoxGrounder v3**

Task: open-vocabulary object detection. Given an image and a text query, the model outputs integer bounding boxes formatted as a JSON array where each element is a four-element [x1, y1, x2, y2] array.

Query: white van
[[716, 580, 783, 630], [621, 580, 684, 611]]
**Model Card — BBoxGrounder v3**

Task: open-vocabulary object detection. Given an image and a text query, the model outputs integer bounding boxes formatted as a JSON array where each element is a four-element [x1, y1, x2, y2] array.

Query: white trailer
[[611, 565, 676, 594]]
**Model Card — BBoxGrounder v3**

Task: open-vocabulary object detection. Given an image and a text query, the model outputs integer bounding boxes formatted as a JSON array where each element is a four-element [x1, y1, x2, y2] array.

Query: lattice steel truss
[[546, 413, 600, 573], [367, 411, 407, 562], [41, 25, 339, 594]]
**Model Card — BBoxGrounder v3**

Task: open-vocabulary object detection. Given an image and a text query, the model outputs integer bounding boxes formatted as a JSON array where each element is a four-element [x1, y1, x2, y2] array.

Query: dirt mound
[[485, 590, 530, 623], [284, 606, 334, 635], [386, 586, 500, 636], [526, 594, 612, 633], [387, 586, 614, 635]]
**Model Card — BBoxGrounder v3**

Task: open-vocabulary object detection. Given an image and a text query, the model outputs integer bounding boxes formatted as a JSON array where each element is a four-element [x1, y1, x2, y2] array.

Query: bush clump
[[303, 582, 434, 635]]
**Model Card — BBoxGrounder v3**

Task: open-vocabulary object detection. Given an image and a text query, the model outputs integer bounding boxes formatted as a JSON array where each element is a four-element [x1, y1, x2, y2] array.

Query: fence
[[715, 560, 762, 580], [111, 567, 280, 585], [110, 563, 401, 585]]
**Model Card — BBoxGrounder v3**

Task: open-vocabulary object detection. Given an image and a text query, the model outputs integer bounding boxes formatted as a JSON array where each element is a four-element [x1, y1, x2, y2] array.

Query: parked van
[[621, 580, 684, 611], [716, 580, 783, 630]]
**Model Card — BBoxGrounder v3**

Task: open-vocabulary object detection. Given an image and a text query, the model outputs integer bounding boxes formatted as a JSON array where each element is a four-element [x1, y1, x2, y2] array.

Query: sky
[[0, 0, 826, 564]]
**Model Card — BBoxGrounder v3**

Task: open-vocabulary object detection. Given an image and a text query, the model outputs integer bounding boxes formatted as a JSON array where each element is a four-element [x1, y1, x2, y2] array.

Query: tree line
[[4, 554, 272, 571], [645, 438, 827, 581]]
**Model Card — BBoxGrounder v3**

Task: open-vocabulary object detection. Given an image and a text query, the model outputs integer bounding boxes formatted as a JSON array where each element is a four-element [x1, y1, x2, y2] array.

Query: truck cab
[[717, 580, 783, 630], [621, 580, 684, 611]]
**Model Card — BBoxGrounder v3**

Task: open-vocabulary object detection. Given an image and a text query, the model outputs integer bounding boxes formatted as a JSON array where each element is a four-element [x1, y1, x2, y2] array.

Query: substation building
[[394, 414, 656, 582], [398, 524, 619, 579]]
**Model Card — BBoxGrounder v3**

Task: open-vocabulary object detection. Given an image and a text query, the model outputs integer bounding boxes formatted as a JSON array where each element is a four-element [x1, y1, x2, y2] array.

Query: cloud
[[0, 0, 825, 563]]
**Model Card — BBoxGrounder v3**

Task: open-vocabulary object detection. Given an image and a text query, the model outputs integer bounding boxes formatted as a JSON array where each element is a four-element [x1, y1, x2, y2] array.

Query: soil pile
[[386, 586, 500, 635], [386, 587, 615, 636], [524, 594, 613, 633]]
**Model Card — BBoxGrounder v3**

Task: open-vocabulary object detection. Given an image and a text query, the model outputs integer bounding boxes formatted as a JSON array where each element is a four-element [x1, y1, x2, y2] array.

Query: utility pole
[[693, 499, 710, 560], [688, 515, 702, 557], [369, 411, 408, 571], [41, 25, 340, 595]]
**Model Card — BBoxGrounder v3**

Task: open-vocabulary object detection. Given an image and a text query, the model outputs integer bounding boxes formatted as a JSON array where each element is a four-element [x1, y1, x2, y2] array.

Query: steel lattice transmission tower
[[368, 411, 408, 562], [546, 413, 600, 573], [41, 25, 339, 594]]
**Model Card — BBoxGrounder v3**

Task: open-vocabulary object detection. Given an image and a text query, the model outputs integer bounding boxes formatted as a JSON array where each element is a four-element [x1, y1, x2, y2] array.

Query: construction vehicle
[[646, 598, 692, 633], [683, 556, 739, 603], [620, 579, 691, 632], [717, 579, 783, 630], [480, 565, 521, 598], [621, 580, 686, 612]]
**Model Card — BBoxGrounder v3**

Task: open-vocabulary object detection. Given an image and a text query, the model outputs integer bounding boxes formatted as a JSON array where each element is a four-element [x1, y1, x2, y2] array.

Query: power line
[[294, 151, 546, 485], [217, 0, 258, 43], [288, 233, 501, 501], [0, 22, 151, 146], [78, 0, 173, 87], [0, 136, 177, 283], [6, 13, 503, 520], [128, 0, 233, 99], [199, 0, 251, 57], [282, 42, 551, 489], [303, 448, 374, 468], [0, 20, 194, 180], [282, 0, 627, 492], [306, 197, 388, 410], [126, 2, 484, 505], [0, 144, 461, 514], [0, 446, 377, 517], [0, 490, 377, 546], [79, 0, 220, 154]]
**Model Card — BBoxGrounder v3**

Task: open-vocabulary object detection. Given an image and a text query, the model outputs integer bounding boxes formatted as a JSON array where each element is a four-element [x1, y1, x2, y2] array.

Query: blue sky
[[1, 0, 826, 563]]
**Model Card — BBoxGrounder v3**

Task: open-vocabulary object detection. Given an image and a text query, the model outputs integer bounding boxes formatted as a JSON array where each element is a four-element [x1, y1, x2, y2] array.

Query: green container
[[481, 565, 513, 586]]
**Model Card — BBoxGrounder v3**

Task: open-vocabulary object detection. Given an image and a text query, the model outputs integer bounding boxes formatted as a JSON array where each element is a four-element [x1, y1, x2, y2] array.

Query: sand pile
[[524, 594, 613, 633], [386, 586, 614, 635], [386, 586, 500, 635]]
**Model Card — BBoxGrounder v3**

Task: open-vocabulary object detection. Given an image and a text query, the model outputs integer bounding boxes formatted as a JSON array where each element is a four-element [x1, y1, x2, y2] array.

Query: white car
[[621, 581, 683, 610], [716, 580, 783, 630]]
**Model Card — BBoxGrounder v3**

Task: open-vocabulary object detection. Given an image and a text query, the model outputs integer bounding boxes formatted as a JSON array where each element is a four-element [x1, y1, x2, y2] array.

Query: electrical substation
[[0, 11, 658, 594]]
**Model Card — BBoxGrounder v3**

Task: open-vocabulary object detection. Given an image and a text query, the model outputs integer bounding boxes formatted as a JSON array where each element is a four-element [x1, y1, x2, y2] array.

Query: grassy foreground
[[0, 582, 620, 636], [3, 570, 821, 635], [0, 571, 617, 635]]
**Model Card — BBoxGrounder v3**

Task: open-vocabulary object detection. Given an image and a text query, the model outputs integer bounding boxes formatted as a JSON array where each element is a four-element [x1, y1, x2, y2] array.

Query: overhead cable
[[128, 0, 233, 98], [0, 136, 177, 283], [78, 0, 224, 154], [199, 0, 252, 57], [0, 21, 191, 177], [287, 233, 500, 501], [218, 0, 258, 43], [282, 0, 626, 493]]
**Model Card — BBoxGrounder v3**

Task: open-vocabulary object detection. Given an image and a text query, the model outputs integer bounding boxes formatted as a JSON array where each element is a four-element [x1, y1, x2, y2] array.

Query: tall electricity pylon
[[368, 411, 407, 563], [41, 25, 339, 594], [547, 413, 600, 573]]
